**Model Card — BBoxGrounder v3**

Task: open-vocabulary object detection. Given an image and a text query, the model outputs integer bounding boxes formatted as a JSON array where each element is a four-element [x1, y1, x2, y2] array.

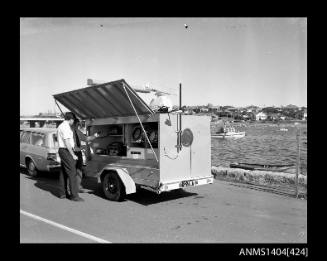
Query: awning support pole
[[123, 81, 154, 115], [122, 83, 159, 163], [54, 99, 65, 117]]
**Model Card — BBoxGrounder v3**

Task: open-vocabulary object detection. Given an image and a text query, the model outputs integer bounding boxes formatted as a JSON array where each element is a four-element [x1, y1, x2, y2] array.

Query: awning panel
[[53, 79, 154, 119]]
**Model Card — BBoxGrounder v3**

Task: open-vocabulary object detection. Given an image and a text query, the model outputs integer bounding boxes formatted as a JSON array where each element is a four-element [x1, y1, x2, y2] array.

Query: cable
[[163, 147, 179, 160]]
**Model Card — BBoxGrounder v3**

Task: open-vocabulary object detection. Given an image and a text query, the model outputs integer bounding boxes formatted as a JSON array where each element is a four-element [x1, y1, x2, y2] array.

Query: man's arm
[[86, 135, 97, 142], [86, 131, 107, 141], [77, 129, 96, 143], [64, 138, 77, 160]]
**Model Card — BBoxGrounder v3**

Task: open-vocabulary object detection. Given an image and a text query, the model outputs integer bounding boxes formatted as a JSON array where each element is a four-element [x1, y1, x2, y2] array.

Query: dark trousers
[[75, 150, 83, 190], [58, 148, 79, 198]]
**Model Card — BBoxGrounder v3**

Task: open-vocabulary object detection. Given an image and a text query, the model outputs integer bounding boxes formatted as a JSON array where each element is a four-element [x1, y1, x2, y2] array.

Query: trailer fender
[[99, 168, 136, 195]]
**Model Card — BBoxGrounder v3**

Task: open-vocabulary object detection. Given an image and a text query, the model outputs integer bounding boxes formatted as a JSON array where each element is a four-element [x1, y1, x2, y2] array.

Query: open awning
[[53, 79, 154, 120]]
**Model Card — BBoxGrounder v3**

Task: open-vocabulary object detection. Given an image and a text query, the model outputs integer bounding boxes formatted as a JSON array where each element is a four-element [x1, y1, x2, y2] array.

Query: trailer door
[[159, 114, 211, 184]]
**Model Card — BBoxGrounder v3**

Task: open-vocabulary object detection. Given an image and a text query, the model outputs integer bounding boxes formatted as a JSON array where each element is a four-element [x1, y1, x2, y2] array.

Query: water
[[211, 122, 307, 175]]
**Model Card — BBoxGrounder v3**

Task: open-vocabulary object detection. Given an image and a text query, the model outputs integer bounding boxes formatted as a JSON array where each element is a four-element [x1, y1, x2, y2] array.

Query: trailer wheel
[[102, 172, 126, 201]]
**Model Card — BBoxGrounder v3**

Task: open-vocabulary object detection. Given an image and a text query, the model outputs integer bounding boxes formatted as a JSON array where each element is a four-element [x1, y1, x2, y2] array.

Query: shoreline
[[211, 166, 307, 198]]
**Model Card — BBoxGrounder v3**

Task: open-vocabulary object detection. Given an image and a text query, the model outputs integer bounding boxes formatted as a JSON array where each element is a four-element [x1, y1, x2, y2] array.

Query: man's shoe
[[70, 196, 84, 202], [79, 188, 87, 193], [58, 194, 66, 199]]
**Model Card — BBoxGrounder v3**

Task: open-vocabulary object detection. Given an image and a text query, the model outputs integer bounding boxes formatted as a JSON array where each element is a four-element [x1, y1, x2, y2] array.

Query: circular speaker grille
[[181, 128, 193, 147]]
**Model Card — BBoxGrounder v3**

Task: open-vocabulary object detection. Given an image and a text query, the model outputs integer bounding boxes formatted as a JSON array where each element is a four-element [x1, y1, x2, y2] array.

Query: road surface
[[20, 170, 307, 243]]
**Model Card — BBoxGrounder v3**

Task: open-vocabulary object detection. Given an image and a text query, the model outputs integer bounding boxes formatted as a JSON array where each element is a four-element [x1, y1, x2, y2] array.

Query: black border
[[13, 14, 314, 258]]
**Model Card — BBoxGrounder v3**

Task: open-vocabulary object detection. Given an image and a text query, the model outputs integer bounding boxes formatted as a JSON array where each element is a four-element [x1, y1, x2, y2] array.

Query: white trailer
[[54, 79, 213, 201]]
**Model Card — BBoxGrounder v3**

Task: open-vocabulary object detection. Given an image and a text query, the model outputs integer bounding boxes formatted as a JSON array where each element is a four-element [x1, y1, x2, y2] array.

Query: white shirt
[[57, 120, 75, 148]]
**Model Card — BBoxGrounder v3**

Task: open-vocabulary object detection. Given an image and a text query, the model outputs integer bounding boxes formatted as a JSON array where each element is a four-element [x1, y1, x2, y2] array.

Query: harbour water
[[211, 122, 307, 175]]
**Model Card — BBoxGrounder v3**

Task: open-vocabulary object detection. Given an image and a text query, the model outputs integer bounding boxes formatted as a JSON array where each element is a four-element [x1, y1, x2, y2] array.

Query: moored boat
[[211, 127, 245, 138], [229, 162, 296, 173]]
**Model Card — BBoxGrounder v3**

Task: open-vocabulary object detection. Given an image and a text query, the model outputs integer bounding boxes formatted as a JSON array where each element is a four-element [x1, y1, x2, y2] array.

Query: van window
[[21, 132, 31, 144], [51, 133, 59, 148], [31, 133, 46, 147]]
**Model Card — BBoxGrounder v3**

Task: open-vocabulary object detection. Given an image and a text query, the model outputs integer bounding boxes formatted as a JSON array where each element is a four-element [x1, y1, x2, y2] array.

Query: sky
[[20, 17, 307, 115]]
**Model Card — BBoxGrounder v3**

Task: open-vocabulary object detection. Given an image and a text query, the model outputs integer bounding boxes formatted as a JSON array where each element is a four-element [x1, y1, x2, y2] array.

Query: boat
[[229, 162, 296, 173], [279, 128, 288, 131], [211, 127, 245, 138]]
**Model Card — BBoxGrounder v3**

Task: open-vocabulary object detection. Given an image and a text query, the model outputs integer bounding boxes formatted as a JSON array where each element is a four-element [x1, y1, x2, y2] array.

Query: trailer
[[53, 79, 213, 201]]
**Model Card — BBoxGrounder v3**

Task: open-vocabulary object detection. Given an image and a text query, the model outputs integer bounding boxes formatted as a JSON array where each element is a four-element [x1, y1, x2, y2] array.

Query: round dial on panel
[[132, 127, 142, 141], [149, 130, 157, 143]]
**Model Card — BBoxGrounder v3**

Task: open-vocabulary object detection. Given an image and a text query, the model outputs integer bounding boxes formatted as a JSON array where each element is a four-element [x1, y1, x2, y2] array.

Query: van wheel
[[102, 172, 125, 201], [27, 160, 38, 177]]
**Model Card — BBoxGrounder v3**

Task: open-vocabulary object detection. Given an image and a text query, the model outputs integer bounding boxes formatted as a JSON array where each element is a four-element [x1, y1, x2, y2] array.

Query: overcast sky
[[20, 17, 307, 115]]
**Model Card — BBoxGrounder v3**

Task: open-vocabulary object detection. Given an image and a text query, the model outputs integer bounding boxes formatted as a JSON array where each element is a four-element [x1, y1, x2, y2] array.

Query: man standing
[[57, 112, 84, 202], [72, 118, 97, 193]]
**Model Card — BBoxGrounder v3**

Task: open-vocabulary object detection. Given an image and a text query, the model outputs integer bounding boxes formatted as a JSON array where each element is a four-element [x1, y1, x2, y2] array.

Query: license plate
[[180, 179, 198, 188]]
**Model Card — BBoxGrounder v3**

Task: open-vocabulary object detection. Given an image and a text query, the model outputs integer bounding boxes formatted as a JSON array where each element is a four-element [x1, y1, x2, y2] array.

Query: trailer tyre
[[102, 172, 126, 201]]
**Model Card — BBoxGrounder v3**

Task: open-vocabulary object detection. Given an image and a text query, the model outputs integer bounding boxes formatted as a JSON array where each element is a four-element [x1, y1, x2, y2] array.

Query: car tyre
[[27, 160, 38, 177], [102, 172, 125, 201]]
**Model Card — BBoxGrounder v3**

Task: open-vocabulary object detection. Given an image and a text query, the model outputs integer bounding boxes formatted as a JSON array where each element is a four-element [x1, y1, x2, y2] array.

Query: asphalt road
[[20, 169, 307, 243]]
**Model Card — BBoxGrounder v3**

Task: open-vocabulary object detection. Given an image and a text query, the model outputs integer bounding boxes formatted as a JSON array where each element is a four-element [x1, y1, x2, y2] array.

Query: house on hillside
[[267, 113, 281, 121], [184, 109, 194, 115], [200, 107, 209, 113], [210, 105, 220, 113], [256, 111, 267, 121]]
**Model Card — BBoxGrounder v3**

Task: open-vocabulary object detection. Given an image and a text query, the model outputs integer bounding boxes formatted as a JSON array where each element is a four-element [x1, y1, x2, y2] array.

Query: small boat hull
[[230, 162, 296, 173], [212, 131, 246, 138]]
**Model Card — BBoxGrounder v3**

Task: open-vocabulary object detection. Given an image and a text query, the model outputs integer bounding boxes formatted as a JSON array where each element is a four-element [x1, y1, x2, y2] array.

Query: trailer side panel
[[159, 114, 211, 184]]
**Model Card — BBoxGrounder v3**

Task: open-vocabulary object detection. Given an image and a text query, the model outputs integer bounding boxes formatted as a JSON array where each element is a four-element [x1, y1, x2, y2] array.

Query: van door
[[30, 132, 48, 171], [20, 131, 31, 166]]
